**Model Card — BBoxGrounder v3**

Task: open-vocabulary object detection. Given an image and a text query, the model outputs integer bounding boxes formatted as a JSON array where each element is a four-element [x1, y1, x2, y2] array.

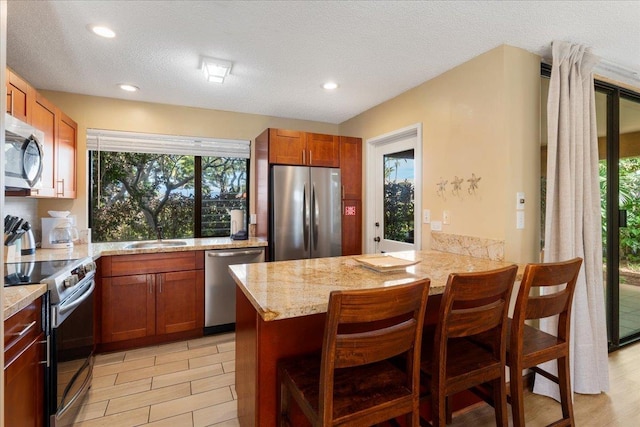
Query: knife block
[[4, 244, 17, 262]]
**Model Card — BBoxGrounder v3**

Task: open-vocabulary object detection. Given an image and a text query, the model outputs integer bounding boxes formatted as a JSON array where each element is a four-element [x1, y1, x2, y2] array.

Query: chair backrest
[[511, 257, 582, 345], [318, 279, 431, 422], [434, 265, 518, 374]]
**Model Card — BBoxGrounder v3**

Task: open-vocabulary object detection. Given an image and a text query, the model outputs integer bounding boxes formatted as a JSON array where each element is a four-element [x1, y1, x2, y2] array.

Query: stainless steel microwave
[[4, 113, 44, 189]]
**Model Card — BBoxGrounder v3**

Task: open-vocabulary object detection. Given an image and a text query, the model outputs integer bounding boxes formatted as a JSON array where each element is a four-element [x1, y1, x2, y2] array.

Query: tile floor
[[71, 329, 640, 427], [70, 333, 238, 427]]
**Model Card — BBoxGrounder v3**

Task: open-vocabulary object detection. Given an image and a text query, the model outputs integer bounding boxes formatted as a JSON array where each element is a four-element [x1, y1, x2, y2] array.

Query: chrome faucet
[[156, 226, 163, 241]]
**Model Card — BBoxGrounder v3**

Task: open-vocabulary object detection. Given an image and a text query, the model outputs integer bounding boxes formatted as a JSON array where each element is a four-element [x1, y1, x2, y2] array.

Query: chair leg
[[492, 377, 509, 427], [557, 355, 575, 423], [432, 387, 446, 427], [280, 380, 290, 427], [509, 364, 526, 427]]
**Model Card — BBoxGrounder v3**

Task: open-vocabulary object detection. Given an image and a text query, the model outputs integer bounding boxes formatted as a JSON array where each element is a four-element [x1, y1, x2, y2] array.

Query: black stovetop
[[4, 259, 79, 286]]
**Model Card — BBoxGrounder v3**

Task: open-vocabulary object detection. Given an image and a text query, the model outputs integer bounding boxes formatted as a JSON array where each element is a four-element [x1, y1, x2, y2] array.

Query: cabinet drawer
[[101, 251, 202, 277], [4, 297, 43, 365]]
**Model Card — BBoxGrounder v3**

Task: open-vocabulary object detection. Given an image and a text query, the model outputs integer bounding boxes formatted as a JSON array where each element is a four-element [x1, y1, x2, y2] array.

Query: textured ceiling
[[6, 1, 640, 124]]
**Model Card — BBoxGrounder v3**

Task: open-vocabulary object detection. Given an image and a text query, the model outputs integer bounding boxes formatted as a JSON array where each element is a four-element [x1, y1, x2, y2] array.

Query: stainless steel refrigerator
[[270, 165, 341, 261]]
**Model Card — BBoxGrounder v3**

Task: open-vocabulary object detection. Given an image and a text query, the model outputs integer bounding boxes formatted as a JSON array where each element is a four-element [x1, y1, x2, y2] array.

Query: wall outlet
[[443, 210, 450, 225], [423, 209, 431, 223], [431, 220, 443, 231]]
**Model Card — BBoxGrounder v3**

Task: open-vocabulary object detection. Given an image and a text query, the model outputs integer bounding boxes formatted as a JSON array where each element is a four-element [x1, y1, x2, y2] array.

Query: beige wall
[[35, 92, 339, 230], [36, 44, 541, 263], [339, 45, 541, 263]]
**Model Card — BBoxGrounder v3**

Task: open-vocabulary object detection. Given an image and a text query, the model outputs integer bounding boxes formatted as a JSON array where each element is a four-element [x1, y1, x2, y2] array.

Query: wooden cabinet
[[264, 129, 340, 167], [6, 68, 33, 123], [340, 136, 363, 255], [304, 132, 340, 167], [99, 251, 204, 350], [4, 296, 46, 427], [5, 68, 78, 199], [31, 93, 57, 197], [56, 111, 77, 199]]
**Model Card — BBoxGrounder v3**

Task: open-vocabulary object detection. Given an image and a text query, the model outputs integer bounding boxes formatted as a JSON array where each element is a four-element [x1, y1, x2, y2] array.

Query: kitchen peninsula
[[230, 250, 522, 427]]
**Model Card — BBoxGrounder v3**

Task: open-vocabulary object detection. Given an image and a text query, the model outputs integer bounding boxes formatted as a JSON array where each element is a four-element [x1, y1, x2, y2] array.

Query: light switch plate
[[431, 220, 443, 231], [516, 211, 525, 229], [443, 210, 450, 225], [516, 192, 525, 210], [423, 209, 431, 223], [250, 214, 257, 224]]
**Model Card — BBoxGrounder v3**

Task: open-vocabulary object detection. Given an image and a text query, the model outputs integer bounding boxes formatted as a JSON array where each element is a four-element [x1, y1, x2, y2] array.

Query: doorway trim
[[365, 123, 422, 253]]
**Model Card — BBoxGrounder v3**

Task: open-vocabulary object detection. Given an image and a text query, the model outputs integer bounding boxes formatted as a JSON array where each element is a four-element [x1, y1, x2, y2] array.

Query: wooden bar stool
[[420, 265, 518, 427], [507, 257, 582, 427], [278, 279, 430, 427]]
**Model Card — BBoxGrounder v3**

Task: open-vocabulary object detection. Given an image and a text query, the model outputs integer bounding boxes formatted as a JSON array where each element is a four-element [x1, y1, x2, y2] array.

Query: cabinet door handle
[[8, 90, 14, 115], [148, 276, 153, 294], [56, 179, 65, 196], [38, 336, 50, 367], [14, 320, 37, 338], [158, 275, 163, 293]]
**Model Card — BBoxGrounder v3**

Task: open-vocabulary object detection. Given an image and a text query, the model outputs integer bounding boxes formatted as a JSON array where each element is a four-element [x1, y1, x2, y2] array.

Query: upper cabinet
[[6, 68, 77, 199], [266, 128, 340, 167], [56, 111, 77, 199], [6, 69, 33, 123], [304, 132, 340, 167], [339, 136, 362, 200], [31, 93, 57, 197]]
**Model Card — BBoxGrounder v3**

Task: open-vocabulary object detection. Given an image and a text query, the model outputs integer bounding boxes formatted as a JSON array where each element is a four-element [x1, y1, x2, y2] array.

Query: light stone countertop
[[4, 237, 267, 320], [229, 250, 523, 322], [4, 284, 48, 320], [15, 237, 267, 262]]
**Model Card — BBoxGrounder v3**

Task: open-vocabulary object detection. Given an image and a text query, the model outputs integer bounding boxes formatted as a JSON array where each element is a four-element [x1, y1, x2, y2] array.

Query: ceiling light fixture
[[118, 84, 139, 92], [88, 25, 116, 38], [201, 56, 233, 84], [323, 82, 339, 90]]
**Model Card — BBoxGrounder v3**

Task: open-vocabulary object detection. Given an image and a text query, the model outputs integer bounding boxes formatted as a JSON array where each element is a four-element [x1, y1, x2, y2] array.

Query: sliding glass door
[[542, 68, 640, 351], [593, 83, 640, 350]]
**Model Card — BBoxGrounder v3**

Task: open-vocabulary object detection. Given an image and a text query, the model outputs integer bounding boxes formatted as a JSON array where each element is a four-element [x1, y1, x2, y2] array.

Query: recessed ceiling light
[[118, 84, 139, 92], [88, 25, 116, 38], [323, 82, 339, 90]]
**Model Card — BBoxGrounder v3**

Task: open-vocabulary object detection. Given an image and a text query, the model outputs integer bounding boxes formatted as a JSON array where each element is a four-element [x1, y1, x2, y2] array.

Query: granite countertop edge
[[4, 237, 267, 321]]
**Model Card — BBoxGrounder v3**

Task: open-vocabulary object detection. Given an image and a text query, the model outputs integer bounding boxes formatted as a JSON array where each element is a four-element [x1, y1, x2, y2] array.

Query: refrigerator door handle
[[303, 183, 310, 251], [312, 183, 319, 250]]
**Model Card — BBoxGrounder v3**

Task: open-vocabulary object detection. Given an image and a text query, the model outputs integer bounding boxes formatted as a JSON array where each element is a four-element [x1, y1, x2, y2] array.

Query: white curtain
[[537, 40, 610, 399]]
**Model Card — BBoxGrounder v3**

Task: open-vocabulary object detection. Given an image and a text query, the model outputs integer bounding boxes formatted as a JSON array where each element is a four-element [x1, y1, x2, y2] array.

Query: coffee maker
[[42, 216, 78, 249]]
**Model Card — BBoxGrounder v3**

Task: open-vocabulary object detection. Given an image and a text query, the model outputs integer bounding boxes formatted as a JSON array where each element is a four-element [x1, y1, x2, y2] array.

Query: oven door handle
[[58, 280, 95, 316]]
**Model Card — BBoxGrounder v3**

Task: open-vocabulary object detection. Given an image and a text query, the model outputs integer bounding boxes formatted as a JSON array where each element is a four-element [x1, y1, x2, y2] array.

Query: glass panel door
[[617, 96, 640, 342], [373, 139, 416, 253]]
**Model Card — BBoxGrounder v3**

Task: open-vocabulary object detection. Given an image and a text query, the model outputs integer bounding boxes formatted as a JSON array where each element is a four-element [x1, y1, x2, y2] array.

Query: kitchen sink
[[124, 240, 188, 249]]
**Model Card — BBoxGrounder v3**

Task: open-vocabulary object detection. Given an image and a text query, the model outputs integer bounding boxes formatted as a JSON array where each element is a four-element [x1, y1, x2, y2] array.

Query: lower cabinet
[[99, 252, 204, 350], [4, 297, 46, 427]]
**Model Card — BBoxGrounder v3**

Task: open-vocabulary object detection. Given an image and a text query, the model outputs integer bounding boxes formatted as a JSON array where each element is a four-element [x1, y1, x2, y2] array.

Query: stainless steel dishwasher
[[205, 247, 265, 334]]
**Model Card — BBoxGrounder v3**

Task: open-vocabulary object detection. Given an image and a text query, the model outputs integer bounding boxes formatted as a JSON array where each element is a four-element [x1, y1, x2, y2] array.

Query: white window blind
[[86, 129, 250, 158]]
